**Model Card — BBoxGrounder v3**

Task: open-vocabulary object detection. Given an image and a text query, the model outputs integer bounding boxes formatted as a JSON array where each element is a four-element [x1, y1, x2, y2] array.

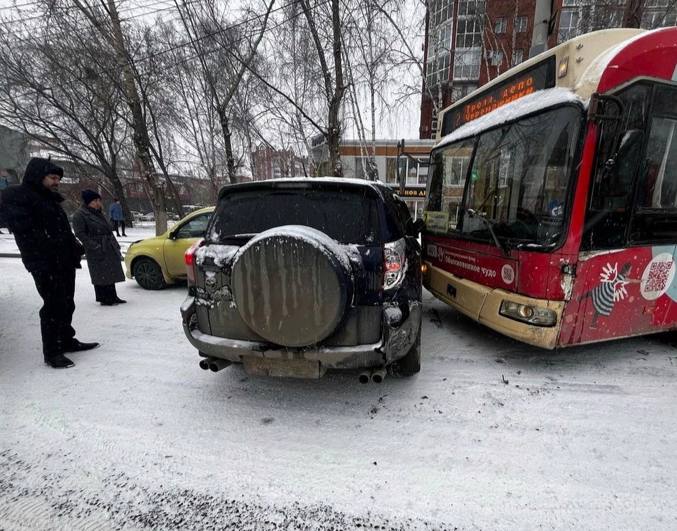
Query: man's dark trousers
[[31, 268, 76, 355]]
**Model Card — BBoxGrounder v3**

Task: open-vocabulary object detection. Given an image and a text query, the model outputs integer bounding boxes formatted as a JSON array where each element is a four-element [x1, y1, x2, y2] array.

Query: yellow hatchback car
[[125, 207, 214, 290]]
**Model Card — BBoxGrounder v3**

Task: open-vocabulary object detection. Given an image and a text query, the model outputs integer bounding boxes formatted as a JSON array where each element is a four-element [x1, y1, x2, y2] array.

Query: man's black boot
[[44, 353, 75, 369], [113, 298, 127, 304], [63, 339, 100, 352]]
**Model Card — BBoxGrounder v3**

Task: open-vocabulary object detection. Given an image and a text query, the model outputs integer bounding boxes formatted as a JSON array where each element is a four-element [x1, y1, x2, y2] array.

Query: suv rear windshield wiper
[[465, 209, 510, 257]]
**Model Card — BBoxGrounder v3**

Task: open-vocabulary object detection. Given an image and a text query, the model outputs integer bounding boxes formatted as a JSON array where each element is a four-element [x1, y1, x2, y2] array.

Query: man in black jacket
[[0, 158, 99, 368]]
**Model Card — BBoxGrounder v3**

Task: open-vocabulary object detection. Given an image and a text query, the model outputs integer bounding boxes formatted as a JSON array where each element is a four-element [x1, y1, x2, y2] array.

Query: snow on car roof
[[224, 176, 389, 189], [218, 177, 391, 200], [435, 87, 584, 150]]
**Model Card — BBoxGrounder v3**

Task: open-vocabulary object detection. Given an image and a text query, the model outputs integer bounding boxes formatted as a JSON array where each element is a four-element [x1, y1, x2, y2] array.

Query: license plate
[[242, 357, 325, 379]]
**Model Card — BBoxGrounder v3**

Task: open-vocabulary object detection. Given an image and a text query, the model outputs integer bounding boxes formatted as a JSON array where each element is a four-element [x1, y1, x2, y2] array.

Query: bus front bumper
[[424, 263, 564, 349]]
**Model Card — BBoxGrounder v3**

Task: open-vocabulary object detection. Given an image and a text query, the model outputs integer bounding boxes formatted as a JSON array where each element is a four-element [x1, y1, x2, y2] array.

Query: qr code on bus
[[645, 260, 673, 293]]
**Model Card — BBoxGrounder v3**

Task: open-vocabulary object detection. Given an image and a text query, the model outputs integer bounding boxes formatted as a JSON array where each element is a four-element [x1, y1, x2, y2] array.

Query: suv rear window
[[209, 187, 382, 245]]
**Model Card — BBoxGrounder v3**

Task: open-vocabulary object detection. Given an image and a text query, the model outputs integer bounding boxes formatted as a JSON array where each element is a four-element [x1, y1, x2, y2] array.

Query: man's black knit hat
[[22, 157, 64, 186], [81, 189, 102, 205]]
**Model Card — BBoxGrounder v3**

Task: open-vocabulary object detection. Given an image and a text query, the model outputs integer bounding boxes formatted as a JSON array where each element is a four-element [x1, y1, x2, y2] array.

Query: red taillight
[[383, 239, 406, 289], [185, 239, 203, 284], [385, 258, 402, 272]]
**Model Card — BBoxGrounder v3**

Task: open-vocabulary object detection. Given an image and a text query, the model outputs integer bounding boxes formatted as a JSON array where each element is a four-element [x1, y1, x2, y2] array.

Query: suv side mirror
[[406, 218, 425, 237]]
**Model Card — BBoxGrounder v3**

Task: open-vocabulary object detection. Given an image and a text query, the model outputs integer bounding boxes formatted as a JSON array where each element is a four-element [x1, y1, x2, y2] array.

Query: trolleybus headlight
[[499, 300, 557, 327]]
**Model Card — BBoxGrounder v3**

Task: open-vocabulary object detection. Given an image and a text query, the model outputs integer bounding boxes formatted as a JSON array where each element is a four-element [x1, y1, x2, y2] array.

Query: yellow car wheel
[[132, 257, 167, 290]]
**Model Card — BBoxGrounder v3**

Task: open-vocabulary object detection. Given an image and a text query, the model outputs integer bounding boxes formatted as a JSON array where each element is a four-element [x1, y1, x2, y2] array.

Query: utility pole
[[529, 0, 552, 58]]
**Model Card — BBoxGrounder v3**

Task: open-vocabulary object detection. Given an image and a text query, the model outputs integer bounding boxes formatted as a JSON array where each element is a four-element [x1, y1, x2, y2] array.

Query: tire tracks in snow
[[0, 450, 456, 531]]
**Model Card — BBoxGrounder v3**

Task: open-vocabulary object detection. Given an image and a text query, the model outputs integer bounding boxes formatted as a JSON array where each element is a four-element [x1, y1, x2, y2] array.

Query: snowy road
[[1, 258, 676, 530]]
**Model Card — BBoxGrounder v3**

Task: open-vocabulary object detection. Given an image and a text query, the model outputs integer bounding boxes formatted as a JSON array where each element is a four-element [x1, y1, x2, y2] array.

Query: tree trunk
[[154, 156, 184, 218], [218, 108, 237, 184], [106, 0, 167, 234], [328, 0, 344, 177]]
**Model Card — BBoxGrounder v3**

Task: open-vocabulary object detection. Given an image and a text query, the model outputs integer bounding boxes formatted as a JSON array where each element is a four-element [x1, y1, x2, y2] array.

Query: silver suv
[[181, 178, 423, 381]]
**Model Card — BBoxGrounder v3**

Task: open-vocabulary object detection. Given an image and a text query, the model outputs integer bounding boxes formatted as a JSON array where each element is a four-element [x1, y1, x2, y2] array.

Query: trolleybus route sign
[[442, 56, 556, 136]]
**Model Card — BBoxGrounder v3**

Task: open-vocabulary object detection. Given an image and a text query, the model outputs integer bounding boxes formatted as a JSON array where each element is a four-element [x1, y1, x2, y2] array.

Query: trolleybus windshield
[[426, 104, 583, 250]]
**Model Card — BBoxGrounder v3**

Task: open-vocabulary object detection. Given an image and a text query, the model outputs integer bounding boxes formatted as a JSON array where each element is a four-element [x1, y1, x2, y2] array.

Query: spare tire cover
[[231, 225, 353, 347]]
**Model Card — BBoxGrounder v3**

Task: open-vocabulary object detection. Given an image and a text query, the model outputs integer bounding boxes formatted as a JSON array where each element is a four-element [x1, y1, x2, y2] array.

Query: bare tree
[[173, 0, 275, 184], [0, 13, 134, 224], [68, 0, 169, 234]]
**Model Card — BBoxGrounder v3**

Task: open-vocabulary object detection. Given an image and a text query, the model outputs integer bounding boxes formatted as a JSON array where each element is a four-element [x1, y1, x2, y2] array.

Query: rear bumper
[[424, 262, 563, 349], [181, 296, 420, 370]]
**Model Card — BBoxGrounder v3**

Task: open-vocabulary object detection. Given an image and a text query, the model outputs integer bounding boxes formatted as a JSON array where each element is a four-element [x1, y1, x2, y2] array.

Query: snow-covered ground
[[1, 257, 676, 530]]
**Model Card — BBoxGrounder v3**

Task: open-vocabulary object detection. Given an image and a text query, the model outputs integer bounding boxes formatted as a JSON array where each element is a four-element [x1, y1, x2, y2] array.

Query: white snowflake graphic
[[600, 262, 628, 302]]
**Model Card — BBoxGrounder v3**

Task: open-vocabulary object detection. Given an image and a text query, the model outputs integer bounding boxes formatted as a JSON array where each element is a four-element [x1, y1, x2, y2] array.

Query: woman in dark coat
[[72, 189, 126, 305]]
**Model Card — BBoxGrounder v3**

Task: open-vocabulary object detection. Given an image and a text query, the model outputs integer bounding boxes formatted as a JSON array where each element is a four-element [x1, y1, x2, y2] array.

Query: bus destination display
[[441, 56, 556, 136]]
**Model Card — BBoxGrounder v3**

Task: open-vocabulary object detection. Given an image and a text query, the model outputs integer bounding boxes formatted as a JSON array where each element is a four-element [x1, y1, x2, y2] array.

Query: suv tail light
[[185, 239, 204, 285], [383, 238, 407, 290]]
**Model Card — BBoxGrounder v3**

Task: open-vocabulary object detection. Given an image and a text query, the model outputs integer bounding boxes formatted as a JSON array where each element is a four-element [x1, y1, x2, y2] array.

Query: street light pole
[[530, 0, 553, 58]]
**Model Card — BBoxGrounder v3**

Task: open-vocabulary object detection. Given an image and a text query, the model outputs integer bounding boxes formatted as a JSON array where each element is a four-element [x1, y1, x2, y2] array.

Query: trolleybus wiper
[[466, 209, 510, 257]]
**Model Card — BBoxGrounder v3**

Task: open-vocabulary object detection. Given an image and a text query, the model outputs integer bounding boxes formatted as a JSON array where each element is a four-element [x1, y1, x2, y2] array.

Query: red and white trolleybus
[[422, 27, 677, 348]]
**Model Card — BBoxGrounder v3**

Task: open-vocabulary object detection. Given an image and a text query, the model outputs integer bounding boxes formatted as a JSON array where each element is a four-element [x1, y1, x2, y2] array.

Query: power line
[[0, 0, 168, 13], [142, 0, 328, 73], [134, 0, 325, 66], [1, 0, 329, 82], [0, 0, 186, 25]]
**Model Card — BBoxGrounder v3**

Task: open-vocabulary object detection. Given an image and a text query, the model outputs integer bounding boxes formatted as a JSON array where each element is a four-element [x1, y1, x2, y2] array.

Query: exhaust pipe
[[208, 358, 232, 372], [371, 368, 386, 384], [198, 358, 210, 370], [358, 370, 371, 384]]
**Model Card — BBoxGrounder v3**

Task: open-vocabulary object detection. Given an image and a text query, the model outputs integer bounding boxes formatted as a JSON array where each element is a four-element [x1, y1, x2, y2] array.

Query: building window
[[512, 48, 524, 66], [354, 156, 370, 180], [426, 17, 453, 88], [429, 0, 454, 27], [494, 17, 507, 34], [444, 156, 469, 186], [451, 83, 477, 100], [427, 20, 453, 57], [426, 51, 451, 87], [385, 157, 407, 184], [418, 160, 430, 185], [642, 9, 677, 28], [455, 16, 483, 48], [453, 48, 481, 80], [558, 8, 579, 43], [457, 0, 485, 18], [514, 15, 527, 33], [557, 2, 635, 41], [488, 50, 503, 66]]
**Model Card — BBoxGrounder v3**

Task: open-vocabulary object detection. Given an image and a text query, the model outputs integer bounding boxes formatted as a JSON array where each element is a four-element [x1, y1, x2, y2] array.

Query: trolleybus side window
[[424, 139, 474, 233], [584, 83, 651, 250], [630, 84, 677, 243]]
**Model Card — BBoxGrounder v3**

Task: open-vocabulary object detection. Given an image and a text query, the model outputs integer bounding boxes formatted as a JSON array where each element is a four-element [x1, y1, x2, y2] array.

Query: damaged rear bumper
[[181, 296, 421, 373]]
